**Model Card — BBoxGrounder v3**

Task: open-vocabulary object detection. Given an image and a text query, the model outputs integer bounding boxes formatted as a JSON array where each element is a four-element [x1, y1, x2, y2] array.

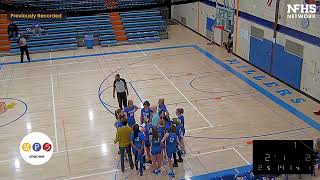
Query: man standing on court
[[113, 74, 129, 109], [18, 34, 31, 63]]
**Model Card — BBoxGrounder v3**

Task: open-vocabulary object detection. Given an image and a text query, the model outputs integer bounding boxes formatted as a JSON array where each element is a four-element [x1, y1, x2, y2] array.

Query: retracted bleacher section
[[9, 9, 167, 54], [100, 9, 167, 46]]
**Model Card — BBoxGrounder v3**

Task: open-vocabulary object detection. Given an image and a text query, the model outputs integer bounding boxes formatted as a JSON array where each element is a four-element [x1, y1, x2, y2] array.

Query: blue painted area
[[182, 165, 252, 180], [278, 25, 320, 48], [0, 98, 28, 128], [263, 81, 279, 87], [240, 11, 320, 47], [275, 89, 292, 96], [249, 37, 272, 73], [206, 17, 216, 31], [193, 45, 320, 132], [291, 98, 306, 104], [252, 76, 266, 81], [272, 44, 303, 89]]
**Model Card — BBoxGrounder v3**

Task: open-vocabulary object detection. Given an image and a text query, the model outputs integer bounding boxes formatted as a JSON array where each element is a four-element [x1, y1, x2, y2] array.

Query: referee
[[113, 74, 129, 109]]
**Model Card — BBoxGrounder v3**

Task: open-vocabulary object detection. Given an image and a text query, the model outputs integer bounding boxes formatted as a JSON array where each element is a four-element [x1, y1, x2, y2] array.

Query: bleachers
[[100, 9, 166, 46], [9, 9, 167, 54], [10, 14, 113, 54]]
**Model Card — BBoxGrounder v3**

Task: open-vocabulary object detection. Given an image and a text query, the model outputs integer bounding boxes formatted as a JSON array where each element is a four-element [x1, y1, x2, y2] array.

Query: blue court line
[[0, 45, 194, 66], [128, 82, 144, 104], [192, 45, 320, 132], [181, 165, 252, 180]]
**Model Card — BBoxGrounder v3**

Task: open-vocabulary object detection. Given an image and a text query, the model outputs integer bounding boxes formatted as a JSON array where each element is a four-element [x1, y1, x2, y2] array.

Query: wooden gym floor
[[0, 24, 319, 180]]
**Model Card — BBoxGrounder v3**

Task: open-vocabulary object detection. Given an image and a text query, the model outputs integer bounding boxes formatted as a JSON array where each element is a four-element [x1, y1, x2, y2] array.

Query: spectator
[[32, 21, 43, 36], [114, 119, 134, 172], [17, 34, 31, 63], [7, 21, 18, 39], [223, 32, 233, 53]]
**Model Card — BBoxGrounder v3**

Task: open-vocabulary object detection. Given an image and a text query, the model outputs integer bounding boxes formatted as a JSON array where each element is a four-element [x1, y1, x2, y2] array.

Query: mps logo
[[20, 132, 53, 165]]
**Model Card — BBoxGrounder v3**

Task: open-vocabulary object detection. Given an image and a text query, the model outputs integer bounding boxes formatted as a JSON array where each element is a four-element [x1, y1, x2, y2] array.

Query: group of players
[[114, 98, 185, 178]]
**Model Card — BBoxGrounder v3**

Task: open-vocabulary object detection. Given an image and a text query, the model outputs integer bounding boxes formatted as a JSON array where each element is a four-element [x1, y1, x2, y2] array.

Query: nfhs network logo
[[20, 132, 53, 165]]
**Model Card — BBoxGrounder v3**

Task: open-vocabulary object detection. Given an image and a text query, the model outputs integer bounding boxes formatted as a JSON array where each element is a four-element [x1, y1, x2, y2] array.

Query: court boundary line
[[233, 148, 250, 165], [0, 45, 194, 66], [51, 73, 59, 152]]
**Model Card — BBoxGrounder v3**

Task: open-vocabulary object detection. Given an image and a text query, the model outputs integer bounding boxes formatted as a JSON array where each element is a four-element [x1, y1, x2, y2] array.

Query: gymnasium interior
[[0, 0, 319, 179]]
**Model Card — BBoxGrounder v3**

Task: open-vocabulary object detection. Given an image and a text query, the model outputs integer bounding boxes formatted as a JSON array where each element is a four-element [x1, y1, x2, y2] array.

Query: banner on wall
[[239, 29, 249, 40], [8, 11, 65, 20]]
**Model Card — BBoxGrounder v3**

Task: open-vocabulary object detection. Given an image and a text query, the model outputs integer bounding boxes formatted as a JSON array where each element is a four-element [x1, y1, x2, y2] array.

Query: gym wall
[[171, 0, 320, 100]]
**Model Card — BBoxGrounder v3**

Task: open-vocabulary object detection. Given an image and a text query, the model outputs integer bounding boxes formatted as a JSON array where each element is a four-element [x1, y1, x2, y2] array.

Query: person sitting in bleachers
[[31, 21, 43, 36], [7, 21, 18, 39]]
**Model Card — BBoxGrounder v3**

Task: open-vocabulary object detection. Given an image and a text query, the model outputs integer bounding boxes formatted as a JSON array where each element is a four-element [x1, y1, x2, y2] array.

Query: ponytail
[[152, 127, 159, 140]]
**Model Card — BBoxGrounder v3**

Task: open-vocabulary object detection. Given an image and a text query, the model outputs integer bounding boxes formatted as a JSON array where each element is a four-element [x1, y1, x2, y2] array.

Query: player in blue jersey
[[149, 126, 163, 175], [163, 115, 172, 133], [141, 115, 153, 165], [161, 124, 185, 178], [176, 108, 185, 135], [172, 118, 184, 166], [123, 100, 138, 127], [130, 124, 145, 176], [114, 109, 126, 128], [158, 98, 169, 118], [140, 101, 153, 125]]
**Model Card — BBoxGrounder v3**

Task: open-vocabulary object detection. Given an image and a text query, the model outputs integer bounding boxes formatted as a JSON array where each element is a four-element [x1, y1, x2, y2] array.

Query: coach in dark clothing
[[113, 74, 129, 109], [18, 34, 31, 63], [7, 21, 18, 39]]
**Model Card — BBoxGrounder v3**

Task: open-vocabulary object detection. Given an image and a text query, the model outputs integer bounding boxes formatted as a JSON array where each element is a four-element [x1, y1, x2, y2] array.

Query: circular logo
[[19, 132, 53, 165]]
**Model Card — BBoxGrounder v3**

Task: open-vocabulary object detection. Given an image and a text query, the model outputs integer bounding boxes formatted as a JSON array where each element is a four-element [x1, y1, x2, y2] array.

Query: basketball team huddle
[[114, 98, 185, 178]]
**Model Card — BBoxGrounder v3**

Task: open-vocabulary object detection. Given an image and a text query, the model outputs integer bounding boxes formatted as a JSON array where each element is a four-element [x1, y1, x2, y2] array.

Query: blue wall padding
[[249, 36, 272, 73], [206, 17, 216, 31], [271, 44, 303, 89]]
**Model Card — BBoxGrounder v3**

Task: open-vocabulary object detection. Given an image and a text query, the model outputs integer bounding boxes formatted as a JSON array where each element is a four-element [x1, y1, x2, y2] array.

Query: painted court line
[[50, 73, 59, 153], [135, 44, 147, 56], [0, 45, 194, 66], [186, 126, 213, 132], [154, 64, 214, 127], [50, 51, 52, 64], [233, 148, 250, 165], [0, 56, 5, 69]]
